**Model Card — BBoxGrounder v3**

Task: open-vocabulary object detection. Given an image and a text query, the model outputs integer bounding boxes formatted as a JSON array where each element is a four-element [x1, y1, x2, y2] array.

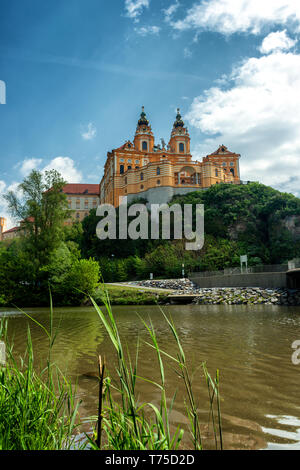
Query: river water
[[1, 303, 300, 450]]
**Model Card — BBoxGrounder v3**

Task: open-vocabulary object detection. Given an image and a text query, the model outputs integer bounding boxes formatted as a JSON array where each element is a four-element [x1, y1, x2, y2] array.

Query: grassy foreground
[[0, 311, 81, 450], [0, 290, 222, 450]]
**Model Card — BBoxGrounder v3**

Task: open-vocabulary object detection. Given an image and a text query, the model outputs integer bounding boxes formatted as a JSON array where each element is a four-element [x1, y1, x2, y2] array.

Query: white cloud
[[183, 46, 192, 58], [164, 0, 181, 22], [134, 25, 160, 36], [186, 47, 300, 196], [125, 0, 149, 20], [259, 29, 297, 54], [0, 181, 5, 194], [0, 180, 17, 230], [18, 158, 43, 176], [170, 0, 300, 35], [42, 157, 83, 183], [80, 122, 97, 140]]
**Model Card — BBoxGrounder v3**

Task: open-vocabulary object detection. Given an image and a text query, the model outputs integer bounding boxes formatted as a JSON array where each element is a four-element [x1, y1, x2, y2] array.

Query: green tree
[[62, 258, 100, 305], [4, 169, 70, 267]]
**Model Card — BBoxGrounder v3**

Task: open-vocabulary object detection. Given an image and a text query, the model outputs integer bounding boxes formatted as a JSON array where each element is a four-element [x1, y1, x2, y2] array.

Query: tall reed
[[89, 289, 223, 450], [0, 297, 82, 450]]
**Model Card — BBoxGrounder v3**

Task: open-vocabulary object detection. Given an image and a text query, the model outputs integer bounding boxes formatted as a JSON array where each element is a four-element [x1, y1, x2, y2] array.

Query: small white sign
[[240, 255, 248, 263]]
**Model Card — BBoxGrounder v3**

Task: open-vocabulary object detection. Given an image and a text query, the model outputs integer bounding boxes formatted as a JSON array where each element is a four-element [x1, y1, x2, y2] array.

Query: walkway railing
[[189, 260, 300, 278]]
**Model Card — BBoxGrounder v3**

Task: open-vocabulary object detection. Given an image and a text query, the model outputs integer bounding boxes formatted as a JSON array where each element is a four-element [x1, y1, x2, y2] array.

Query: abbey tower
[[98, 107, 241, 206]]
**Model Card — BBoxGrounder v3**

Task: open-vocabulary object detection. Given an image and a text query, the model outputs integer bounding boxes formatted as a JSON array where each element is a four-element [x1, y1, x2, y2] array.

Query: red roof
[[2, 226, 20, 235], [62, 184, 99, 195]]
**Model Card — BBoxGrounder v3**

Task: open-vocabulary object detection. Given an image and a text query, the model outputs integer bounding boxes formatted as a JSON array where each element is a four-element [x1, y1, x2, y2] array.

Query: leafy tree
[[0, 170, 100, 306], [62, 258, 100, 305], [170, 182, 300, 267], [4, 169, 70, 267]]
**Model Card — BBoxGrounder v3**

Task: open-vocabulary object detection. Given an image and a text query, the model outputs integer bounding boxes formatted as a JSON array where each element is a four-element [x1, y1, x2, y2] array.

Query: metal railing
[[189, 261, 300, 278]]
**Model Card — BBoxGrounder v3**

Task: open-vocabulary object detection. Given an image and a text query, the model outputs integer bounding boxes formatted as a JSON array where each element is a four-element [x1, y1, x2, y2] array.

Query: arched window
[[179, 143, 185, 153], [142, 141, 148, 151], [140, 172, 144, 181], [127, 165, 132, 170], [156, 167, 161, 176], [215, 169, 218, 177], [120, 164, 124, 174], [230, 168, 235, 176]]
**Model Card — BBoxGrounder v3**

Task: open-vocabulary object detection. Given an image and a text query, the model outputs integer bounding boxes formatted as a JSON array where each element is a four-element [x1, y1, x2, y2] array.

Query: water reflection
[[263, 415, 300, 449], [1, 303, 300, 450]]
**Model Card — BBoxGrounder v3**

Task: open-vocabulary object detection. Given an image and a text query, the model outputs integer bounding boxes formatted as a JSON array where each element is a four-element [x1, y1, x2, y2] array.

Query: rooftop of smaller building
[[2, 226, 20, 235], [62, 184, 99, 195]]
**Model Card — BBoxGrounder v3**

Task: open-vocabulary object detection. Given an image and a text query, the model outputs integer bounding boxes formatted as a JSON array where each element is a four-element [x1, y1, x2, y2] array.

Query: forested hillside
[[79, 182, 300, 280]]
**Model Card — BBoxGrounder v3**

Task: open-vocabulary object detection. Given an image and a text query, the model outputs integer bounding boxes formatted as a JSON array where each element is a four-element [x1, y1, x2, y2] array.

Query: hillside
[[80, 182, 300, 280], [170, 182, 300, 268]]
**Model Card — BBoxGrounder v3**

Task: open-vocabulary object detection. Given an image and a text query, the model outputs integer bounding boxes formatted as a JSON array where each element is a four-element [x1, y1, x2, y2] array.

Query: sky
[[1, 0, 300, 228]]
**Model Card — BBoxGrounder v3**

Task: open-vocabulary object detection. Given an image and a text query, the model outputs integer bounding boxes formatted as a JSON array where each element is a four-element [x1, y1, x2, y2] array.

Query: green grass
[[88, 287, 223, 450], [0, 289, 222, 451], [93, 284, 169, 305], [0, 299, 82, 450]]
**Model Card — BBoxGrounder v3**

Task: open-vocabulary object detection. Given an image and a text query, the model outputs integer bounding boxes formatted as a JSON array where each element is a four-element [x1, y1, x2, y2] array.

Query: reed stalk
[[0, 297, 82, 450], [89, 289, 223, 451]]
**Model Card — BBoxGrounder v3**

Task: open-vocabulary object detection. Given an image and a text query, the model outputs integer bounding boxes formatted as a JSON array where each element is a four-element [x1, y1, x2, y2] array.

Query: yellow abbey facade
[[99, 107, 241, 207]]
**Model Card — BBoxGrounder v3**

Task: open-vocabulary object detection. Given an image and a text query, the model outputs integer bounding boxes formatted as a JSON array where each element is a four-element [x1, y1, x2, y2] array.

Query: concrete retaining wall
[[189, 272, 287, 288], [127, 186, 205, 205]]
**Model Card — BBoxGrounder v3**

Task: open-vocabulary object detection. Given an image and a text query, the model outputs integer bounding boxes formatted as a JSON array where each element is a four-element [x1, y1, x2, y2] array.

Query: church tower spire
[[134, 106, 155, 152], [168, 108, 190, 154]]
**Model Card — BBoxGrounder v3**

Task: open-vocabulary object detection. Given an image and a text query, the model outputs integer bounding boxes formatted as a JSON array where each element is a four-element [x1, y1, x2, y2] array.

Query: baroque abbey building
[[0, 108, 242, 241], [99, 107, 241, 207]]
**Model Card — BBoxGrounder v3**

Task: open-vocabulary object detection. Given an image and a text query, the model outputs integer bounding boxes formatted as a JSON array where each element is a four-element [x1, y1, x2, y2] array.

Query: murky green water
[[1, 303, 300, 450]]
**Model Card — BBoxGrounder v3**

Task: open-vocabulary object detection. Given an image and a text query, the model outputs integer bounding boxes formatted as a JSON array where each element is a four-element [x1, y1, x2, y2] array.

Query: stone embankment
[[129, 279, 300, 306]]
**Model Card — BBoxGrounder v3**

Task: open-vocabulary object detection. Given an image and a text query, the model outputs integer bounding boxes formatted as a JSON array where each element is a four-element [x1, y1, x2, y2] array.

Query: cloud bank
[[186, 36, 300, 196], [168, 0, 300, 35]]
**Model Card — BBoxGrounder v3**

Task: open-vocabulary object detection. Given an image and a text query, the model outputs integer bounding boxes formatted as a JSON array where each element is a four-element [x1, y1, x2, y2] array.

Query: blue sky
[[1, 0, 300, 227]]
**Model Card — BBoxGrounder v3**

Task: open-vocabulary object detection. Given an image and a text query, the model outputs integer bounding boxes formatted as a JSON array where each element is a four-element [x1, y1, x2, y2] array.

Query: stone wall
[[126, 186, 206, 206]]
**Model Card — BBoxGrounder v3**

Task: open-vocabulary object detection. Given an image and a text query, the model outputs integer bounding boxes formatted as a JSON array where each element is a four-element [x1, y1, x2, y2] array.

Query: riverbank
[[127, 279, 300, 306], [85, 284, 170, 306]]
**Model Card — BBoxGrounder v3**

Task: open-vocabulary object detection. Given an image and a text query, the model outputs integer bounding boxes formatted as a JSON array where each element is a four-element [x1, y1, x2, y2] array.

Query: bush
[[58, 258, 100, 305]]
